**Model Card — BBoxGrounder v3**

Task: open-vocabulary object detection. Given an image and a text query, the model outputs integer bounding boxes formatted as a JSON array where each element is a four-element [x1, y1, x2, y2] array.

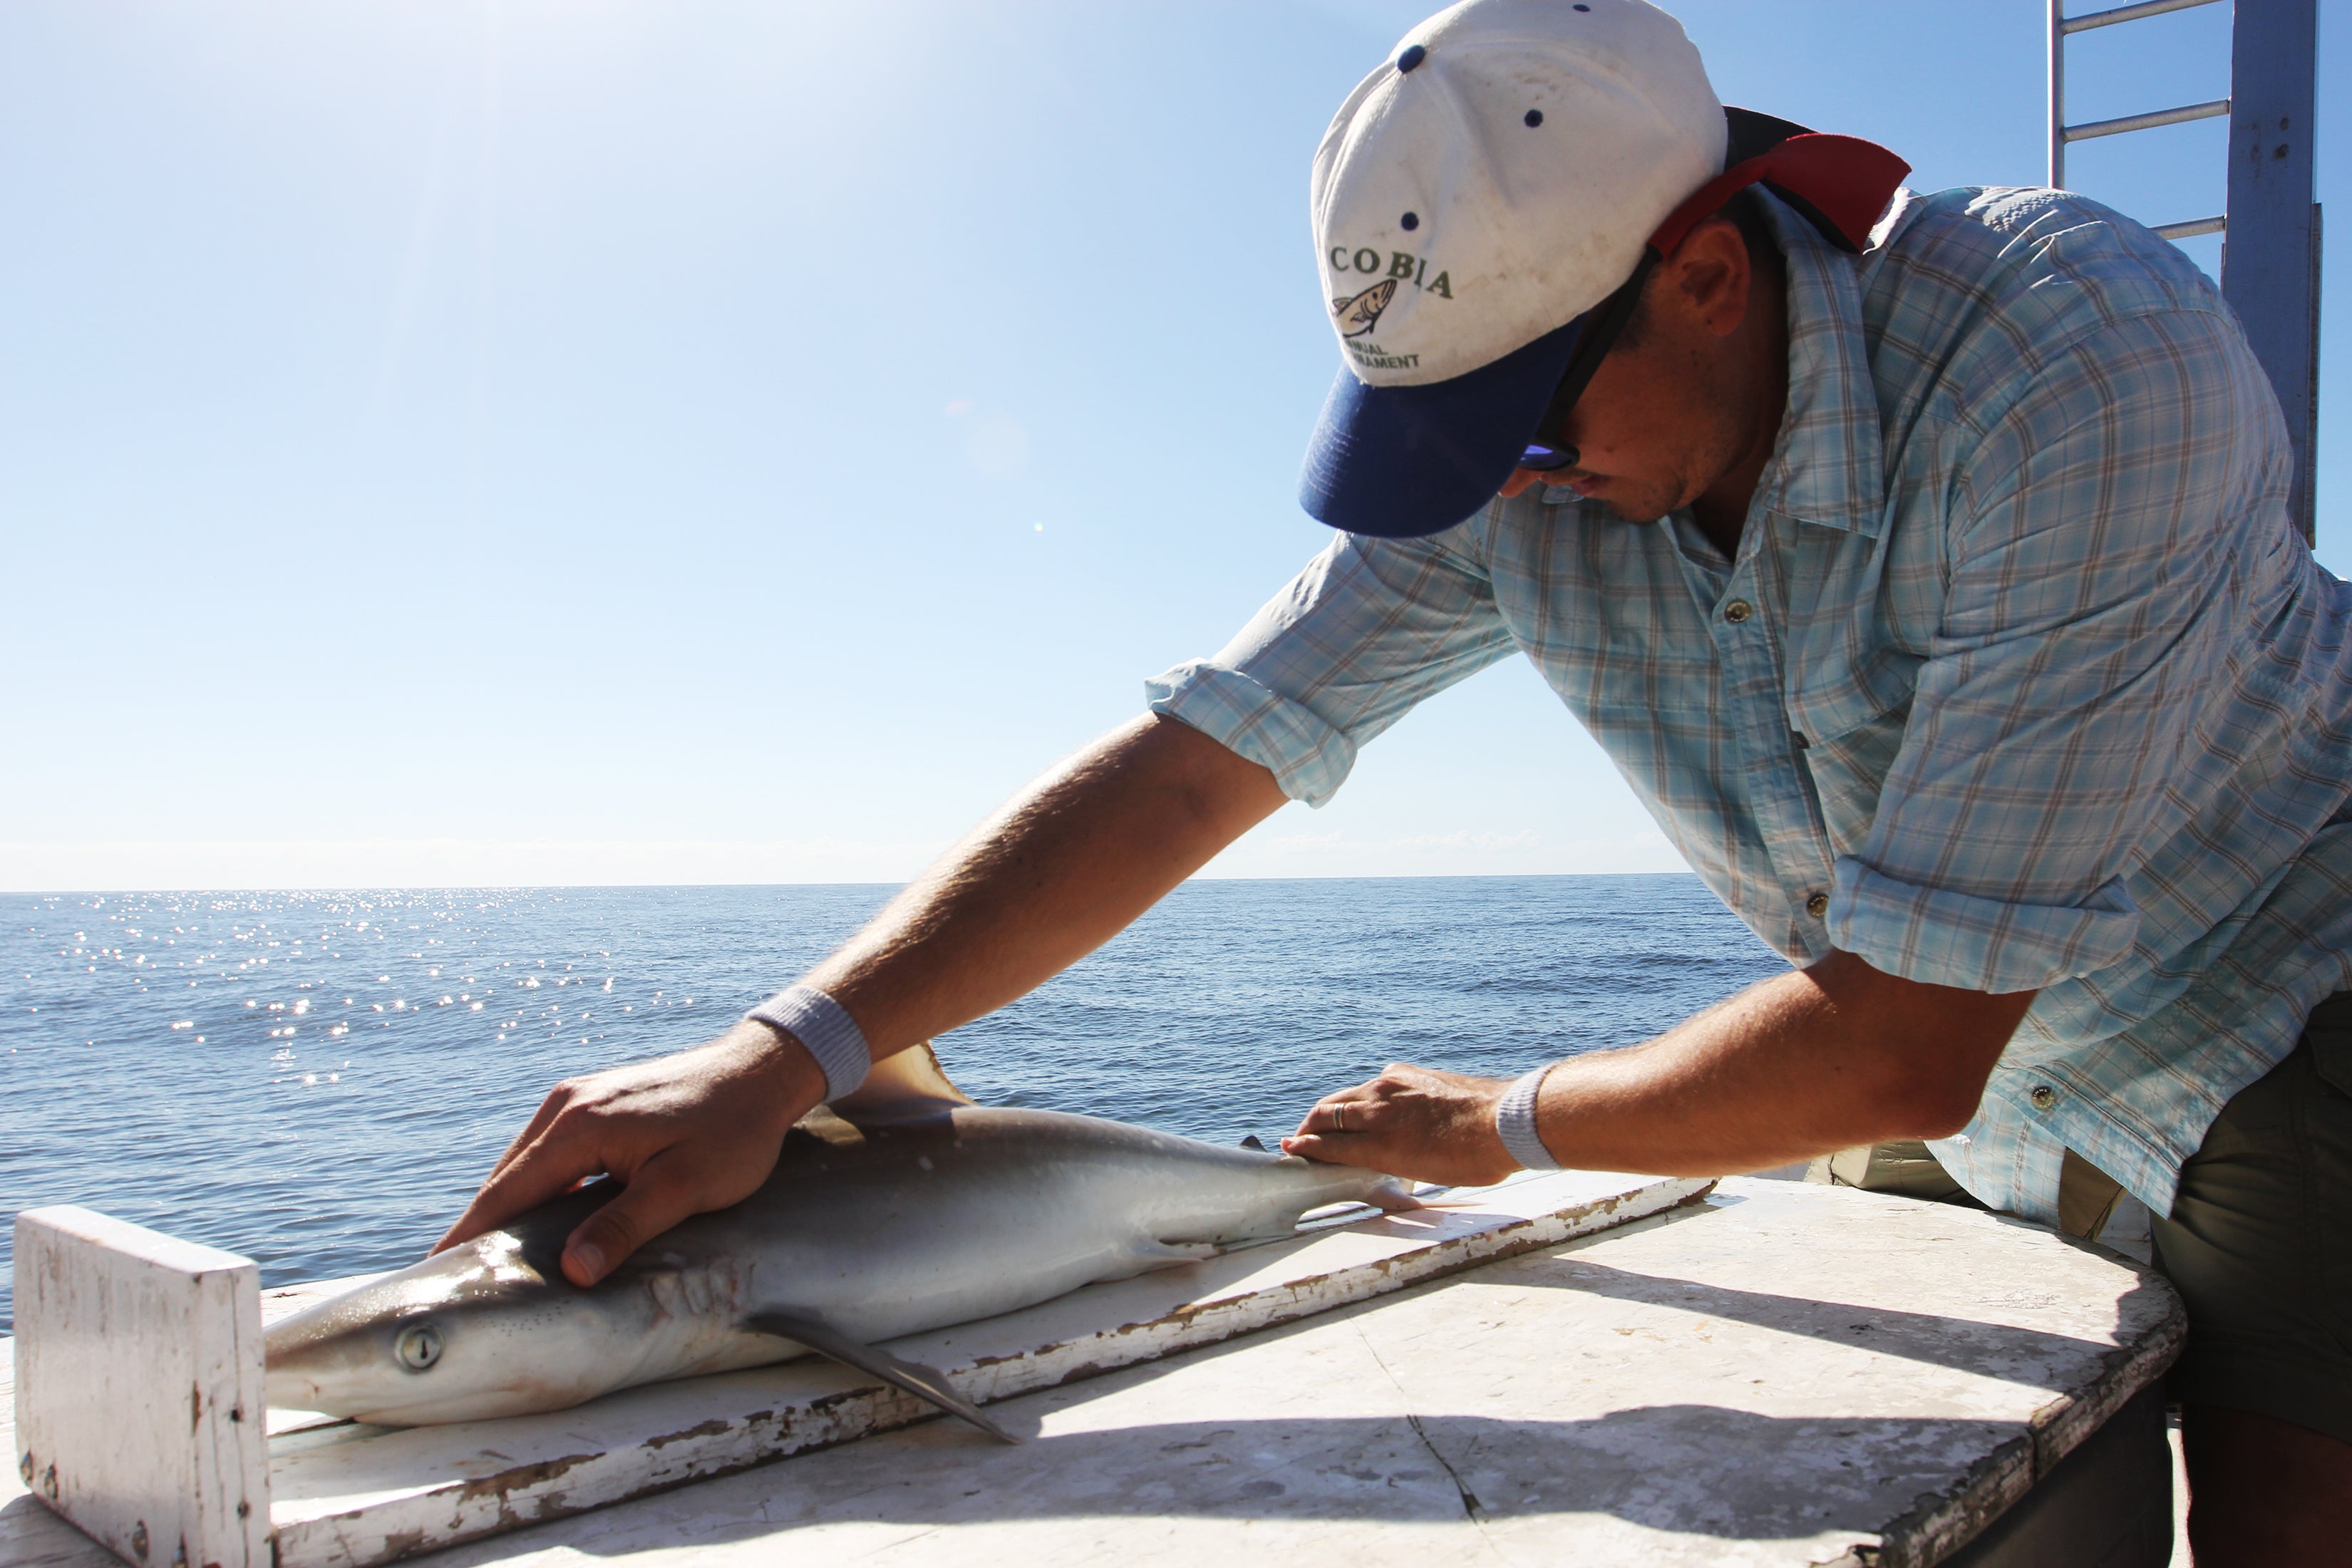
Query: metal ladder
[[2047, 0, 2321, 541]]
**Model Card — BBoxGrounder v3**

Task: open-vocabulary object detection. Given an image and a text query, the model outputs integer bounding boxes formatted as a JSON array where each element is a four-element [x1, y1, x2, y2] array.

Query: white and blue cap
[[1301, 0, 1726, 538]]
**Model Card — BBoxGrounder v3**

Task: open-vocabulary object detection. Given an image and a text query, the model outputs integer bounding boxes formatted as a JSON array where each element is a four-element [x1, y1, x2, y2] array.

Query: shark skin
[[262, 1048, 1414, 1433]]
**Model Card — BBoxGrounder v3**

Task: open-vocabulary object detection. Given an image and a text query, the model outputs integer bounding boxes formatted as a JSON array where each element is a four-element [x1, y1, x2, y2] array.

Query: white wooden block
[[12, 1208, 272, 1568]]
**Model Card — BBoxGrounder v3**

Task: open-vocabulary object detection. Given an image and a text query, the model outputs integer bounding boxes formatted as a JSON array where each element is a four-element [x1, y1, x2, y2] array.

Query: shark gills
[[263, 1047, 1413, 1436]]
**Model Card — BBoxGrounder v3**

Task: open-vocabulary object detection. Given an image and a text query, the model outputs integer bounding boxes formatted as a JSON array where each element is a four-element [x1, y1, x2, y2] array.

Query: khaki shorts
[[2152, 993, 2352, 1447], [1816, 996, 2352, 1447]]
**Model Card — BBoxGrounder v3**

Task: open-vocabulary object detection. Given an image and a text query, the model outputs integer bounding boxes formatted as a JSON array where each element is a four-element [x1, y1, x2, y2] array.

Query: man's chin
[[1596, 495, 1674, 525], [1565, 475, 1675, 525]]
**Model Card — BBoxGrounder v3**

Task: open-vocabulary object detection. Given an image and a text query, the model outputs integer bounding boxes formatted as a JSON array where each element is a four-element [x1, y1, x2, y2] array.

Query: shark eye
[[396, 1323, 444, 1371]]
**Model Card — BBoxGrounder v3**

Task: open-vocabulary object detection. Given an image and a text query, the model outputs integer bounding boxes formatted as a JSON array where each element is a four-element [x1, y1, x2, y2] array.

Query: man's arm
[[436, 713, 1288, 1284], [800, 713, 1287, 1055], [1282, 950, 2033, 1185]]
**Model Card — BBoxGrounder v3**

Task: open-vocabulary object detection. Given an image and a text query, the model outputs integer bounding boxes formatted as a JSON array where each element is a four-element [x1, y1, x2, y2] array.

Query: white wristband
[[746, 984, 871, 1103], [1495, 1063, 1563, 1171]]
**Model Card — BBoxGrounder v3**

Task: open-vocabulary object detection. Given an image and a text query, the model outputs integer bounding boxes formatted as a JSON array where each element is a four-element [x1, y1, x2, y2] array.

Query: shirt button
[[1805, 892, 1829, 919], [1723, 599, 1753, 624], [2030, 1085, 2058, 1110]]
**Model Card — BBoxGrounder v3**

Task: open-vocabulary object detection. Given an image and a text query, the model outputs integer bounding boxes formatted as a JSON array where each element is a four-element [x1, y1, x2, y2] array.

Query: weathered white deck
[[4, 1177, 2180, 1568]]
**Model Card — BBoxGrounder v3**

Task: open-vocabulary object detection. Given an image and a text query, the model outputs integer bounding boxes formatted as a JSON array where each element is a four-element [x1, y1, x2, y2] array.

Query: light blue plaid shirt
[[1149, 185, 2352, 1225]]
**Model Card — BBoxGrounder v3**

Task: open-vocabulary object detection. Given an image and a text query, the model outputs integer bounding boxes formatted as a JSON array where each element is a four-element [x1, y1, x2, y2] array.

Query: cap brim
[[1299, 311, 1587, 540]]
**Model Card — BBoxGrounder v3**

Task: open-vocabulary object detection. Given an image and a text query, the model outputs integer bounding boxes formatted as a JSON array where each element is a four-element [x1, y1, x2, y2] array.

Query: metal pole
[[2224, 0, 2321, 544], [2063, 97, 2230, 143], [2061, 0, 2228, 34], [2048, 0, 2068, 188]]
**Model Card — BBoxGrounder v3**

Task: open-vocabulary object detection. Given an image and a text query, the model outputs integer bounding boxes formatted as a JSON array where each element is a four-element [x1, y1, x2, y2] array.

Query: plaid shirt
[[1148, 185, 2352, 1225]]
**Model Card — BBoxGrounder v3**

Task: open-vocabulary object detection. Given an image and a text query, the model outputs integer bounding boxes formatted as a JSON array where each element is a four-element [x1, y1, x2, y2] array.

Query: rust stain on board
[[642, 1418, 736, 1451], [451, 1451, 599, 1507]]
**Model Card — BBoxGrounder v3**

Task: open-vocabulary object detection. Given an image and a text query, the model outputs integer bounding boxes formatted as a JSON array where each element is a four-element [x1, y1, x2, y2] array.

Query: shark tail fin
[[743, 1309, 1017, 1444]]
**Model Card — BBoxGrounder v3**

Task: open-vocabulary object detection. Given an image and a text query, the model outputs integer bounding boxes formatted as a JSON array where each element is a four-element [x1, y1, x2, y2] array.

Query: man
[[444, 1, 2351, 1559]]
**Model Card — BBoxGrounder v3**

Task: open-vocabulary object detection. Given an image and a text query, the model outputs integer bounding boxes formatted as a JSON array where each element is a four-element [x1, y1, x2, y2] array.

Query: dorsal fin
[[824, 1039, 974, 1125]]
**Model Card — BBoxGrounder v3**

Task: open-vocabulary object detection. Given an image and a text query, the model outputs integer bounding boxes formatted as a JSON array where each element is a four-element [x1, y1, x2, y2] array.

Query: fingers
[[432, 1125, 598, 1256], [1281, 1081, 1390, 1167], [475, 1079, 577, 1191], [1291, 1086, 1379, 1141], [1281, 1130, 1384, 1169], [1281, 1062, 1522, 1187], [562, 1153, 709, 1286]]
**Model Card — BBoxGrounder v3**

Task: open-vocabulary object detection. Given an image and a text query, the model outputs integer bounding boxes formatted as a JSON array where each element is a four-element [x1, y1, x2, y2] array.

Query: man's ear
[[1662, 217, 1753, 341]]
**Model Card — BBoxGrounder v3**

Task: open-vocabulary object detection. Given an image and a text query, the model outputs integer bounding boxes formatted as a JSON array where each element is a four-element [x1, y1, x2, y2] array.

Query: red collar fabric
[[1650, 133, 1913, 257]]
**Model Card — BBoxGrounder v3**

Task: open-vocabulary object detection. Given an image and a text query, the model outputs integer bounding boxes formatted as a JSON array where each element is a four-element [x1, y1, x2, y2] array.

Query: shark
[[262, 1046, 1415, 1439]]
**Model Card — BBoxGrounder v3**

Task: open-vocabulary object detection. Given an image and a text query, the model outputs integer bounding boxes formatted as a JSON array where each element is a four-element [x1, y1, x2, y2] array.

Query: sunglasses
[[1515, 249, 1661, 473]]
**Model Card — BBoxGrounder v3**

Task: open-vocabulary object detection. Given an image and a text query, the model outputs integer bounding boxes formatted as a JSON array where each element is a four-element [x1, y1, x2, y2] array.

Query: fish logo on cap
[[1331, 279, 1398, 338]]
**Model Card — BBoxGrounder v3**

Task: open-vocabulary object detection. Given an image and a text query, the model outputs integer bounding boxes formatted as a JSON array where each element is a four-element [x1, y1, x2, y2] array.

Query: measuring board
[[7, 1169, 1706, 1568]]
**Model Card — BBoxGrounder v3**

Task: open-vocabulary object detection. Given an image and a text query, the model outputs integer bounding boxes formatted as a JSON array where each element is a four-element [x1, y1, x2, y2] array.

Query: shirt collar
[[1746, 187, 1893, 539]]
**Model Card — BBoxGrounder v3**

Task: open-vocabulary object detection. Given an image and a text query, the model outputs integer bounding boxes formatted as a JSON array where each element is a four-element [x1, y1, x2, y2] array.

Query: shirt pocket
[[1786, 636, 1919, 862]]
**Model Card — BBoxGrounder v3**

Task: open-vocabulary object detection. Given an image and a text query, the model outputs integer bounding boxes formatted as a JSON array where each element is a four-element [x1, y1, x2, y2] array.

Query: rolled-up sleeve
[[1146, 525, 1518, 807], [1827, 308, 2281, 991]]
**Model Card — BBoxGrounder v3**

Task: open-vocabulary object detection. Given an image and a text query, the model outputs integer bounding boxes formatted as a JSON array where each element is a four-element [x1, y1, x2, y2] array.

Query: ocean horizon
[[0, 873, 1785, 1331]]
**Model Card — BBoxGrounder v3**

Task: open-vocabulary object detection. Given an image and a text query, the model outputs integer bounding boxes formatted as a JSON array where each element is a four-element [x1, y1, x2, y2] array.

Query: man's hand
[[432, 1019, 825, 1286], [1282, 953, 2036, 1186], [1284, 1063, 1522, 1187]]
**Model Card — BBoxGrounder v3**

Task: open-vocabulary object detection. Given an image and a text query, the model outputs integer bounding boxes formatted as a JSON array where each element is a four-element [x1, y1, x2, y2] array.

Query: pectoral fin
[[742, 1310, 1017, 1444]]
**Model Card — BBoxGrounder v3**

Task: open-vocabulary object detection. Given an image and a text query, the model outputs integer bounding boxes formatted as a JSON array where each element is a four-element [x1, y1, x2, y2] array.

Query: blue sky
[[2, 0, 2344, 890]]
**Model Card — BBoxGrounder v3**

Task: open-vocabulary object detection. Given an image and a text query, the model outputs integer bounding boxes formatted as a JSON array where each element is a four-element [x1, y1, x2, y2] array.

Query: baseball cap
[[1299, 0, 1910, 539]]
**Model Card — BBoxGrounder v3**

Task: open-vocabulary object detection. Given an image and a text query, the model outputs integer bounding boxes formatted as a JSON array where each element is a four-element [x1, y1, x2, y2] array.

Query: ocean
[[0, 875, 1784, 1331]]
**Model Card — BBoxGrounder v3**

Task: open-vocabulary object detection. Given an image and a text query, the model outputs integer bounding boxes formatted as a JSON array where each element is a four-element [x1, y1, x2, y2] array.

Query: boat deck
[[5, 1177, 2185, 1568]]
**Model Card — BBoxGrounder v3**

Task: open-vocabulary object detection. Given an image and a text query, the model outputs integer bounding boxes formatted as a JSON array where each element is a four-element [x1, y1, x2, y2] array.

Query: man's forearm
[[801, 713, 1289, 1061], [1286, 950, 2033, 1186], [1530, 951, 2033, 1175]]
